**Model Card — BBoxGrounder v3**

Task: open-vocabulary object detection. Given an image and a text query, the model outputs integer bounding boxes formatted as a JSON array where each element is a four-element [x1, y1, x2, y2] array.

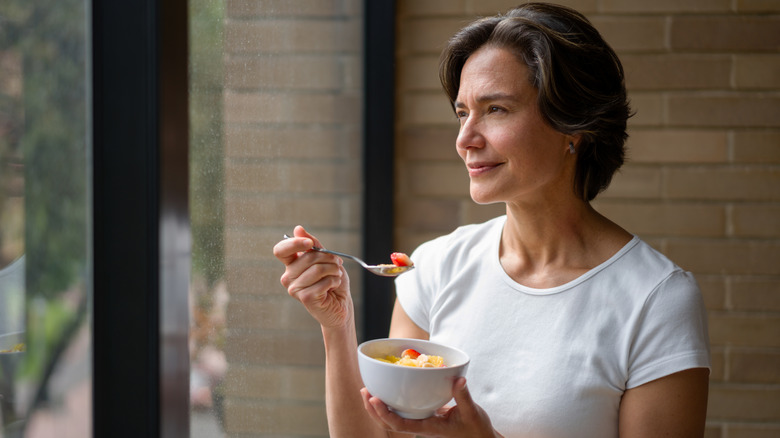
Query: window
[[189, 1, 376, 436], [0, 0, 92, 435]]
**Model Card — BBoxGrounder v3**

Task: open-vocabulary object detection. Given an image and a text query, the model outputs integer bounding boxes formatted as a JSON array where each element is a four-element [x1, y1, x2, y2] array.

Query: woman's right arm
[[273, 225, 391, 438]]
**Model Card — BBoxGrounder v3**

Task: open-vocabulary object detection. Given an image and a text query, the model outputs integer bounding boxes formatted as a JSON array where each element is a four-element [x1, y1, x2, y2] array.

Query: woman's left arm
[[618, 368, 709, 438]]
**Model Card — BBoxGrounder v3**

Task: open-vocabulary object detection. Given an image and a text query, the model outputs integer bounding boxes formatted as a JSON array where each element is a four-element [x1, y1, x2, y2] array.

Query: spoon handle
[[282, 235, 369, 268], [310, 247, 370, 268]]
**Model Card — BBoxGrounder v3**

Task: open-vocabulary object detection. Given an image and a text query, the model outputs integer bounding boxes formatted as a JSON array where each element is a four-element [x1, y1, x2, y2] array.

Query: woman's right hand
[[273, 225, 353, 329]]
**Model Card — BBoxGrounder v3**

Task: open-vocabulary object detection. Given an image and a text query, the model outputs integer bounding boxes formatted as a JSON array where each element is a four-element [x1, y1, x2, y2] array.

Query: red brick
[[595, 200, 726, 237], [224, 91, 361, 124], [227, 296, 321, 331], [462, 202, 506, 225], [590, 17, 667, 52], [622, 54, 732, 91], [708, 313, 780, 348], [697, 275, 727, 311], [399, 92, 456, 125], [397, 17, 471, 54], [729, 349, 780, 384], [671, 16, 780, 52], [626, 129, 728, 163], [708, 384, 780, 421], [732, 131, 780, 164], [736, 0, 780, 12], [396, 198, 461, 232], [398, 126, 458, 161], [223, 398, 328, 435], [626, 93, 664, 127], [665, 167, 780, 201], [397, 0, 467, 16], [225, 161, 361, 195], [730, 277, 780, 311], [225, 124, 348, 160], [227, 0, 343, 18], [601, 0, 731, 13], [666, 93, 780, 128], [665, 239, 780, 275], [398, 55, 441, 91], [224, 19, 360, 54], [407, 162, 469, 197], [728, 424, 780, 438], [731, 204, 780, 238], [734, 55, 780, 90], [224, 330, 325, 366], [600, 165, 663, 199], [224, 55, 343, 90], [224, 364, 325, 401]]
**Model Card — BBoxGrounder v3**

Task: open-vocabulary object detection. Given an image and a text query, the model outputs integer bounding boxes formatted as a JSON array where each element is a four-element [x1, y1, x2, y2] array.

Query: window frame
[[92, 0, 190, 436]]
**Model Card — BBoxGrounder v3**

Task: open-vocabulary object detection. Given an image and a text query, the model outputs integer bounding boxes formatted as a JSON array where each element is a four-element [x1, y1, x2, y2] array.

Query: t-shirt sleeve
[[626, 270, 711, 388], [393, 239, 440, 334]]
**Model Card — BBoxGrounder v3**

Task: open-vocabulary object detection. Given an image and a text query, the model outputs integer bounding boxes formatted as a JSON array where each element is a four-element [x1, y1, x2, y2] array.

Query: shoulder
[[397, 216, 504, 291], [617, 238, 695, 290], [413, 216, 505, 259]]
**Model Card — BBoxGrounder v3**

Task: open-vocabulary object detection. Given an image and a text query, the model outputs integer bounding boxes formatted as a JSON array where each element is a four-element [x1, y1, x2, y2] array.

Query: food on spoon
[[374, 348, 445, 368], [390, 252, 413, 267], [374, 252, 414, 274]]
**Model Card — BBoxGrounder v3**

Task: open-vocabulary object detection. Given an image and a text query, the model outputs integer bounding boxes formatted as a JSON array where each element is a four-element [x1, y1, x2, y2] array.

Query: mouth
[[466, 161, 503, 177]]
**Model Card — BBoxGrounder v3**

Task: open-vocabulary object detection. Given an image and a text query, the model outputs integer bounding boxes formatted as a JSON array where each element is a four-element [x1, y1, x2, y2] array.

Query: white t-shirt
[[394, 216, 710, 438]]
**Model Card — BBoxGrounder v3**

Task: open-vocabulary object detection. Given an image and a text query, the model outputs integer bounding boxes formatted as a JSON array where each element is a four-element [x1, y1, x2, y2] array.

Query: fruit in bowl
[[357, 338, 470, 419]]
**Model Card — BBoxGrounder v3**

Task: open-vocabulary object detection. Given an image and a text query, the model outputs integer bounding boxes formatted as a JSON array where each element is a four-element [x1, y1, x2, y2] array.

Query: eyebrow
[[454, 92, 518, 109]]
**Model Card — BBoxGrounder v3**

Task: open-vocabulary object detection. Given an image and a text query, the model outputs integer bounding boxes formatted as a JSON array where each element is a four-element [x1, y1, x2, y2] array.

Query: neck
[[498, 198, 630, 287]]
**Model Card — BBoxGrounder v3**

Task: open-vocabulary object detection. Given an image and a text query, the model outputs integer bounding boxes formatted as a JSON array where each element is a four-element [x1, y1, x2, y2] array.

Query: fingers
[[274, 225, 340, 288], [360, 388, 385, 424], [360, 388, 415, 433], [288, 264, 344, 303]]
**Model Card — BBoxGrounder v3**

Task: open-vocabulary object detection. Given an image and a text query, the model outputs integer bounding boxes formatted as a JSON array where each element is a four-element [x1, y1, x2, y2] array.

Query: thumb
[[294, 225, 320, 248], [452, 377, 476, 411]]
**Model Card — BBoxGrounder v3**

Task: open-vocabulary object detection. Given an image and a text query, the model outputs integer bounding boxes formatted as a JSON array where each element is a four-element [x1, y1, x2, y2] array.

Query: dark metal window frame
[[92, 0, 189, 436], [362, 0, 397, 341]]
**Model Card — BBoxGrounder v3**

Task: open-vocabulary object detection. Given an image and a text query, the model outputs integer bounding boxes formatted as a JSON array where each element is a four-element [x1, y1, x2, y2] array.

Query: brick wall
[[395, 0, 780, 436], [221, 0, 363, 436]]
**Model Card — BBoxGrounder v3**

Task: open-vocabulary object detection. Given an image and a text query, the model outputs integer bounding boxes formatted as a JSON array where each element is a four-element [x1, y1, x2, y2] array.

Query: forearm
[[322, 321, 388, 438]]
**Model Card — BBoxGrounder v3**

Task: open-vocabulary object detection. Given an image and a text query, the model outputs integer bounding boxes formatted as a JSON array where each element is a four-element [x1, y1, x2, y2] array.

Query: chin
[[469, 188, 502, 205]]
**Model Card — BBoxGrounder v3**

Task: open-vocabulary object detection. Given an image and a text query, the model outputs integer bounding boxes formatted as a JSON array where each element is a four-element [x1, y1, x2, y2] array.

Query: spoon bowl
[[283, 235, 414, 277]]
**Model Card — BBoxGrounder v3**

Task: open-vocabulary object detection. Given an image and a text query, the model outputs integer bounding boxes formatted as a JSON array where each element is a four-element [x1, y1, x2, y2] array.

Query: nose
[[455, 115, 485, 151]]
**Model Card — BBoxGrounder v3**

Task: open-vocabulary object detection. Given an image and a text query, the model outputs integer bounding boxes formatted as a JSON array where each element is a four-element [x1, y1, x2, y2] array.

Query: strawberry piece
[[401, 348, 421, 359], [390, 252, 413, 267]]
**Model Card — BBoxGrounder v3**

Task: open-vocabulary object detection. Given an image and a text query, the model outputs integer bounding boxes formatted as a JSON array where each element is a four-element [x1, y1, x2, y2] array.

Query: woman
[[273, 3, 710, 437]]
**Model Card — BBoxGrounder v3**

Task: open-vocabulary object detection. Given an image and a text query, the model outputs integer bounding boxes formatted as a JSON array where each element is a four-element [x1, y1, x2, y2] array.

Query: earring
[[568, 142, 576, 154]]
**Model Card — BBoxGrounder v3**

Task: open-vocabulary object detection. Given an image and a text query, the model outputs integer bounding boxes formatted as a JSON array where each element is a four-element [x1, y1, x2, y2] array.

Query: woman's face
[[455, 46, 575, 206]]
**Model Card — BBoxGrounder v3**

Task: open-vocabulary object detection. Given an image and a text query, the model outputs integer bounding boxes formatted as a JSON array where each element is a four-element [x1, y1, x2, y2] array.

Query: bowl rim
[[358, 337, 470, 369]]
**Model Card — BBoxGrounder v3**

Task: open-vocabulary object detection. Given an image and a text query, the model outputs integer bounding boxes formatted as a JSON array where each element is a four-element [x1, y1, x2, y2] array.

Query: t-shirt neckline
[[491, 216, 640, 296]]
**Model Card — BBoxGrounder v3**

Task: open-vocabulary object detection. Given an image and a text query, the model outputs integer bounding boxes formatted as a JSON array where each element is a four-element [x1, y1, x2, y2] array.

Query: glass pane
[[189, 0, 364, 436], [0, 0, 92, 437]]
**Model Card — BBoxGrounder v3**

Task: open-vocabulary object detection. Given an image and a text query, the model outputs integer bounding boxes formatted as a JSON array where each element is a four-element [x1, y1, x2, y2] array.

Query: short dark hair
[[440, 2, 632, 201]]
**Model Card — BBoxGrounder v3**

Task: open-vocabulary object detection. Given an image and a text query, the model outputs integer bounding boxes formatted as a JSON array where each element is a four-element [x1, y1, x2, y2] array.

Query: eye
[[488, 105, 504, 114], [455, 110, 468, 123]]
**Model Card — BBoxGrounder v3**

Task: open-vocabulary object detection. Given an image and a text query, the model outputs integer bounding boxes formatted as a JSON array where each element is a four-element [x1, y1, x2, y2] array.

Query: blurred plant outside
[[188, 0, 227, 417], [0, 0, 90, 431]]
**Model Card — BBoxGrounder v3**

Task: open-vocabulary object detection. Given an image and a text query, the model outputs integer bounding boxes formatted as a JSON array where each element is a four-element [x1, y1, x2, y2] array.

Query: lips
[[466, 161, 503, 177]]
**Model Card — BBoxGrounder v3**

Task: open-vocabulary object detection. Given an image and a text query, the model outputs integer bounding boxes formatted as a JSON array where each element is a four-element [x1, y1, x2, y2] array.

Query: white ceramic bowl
[[357, 338, 470, 419]]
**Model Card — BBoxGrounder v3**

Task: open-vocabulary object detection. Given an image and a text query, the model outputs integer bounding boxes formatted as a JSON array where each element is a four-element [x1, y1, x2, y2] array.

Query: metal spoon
[[283, 235, 414, 277]]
